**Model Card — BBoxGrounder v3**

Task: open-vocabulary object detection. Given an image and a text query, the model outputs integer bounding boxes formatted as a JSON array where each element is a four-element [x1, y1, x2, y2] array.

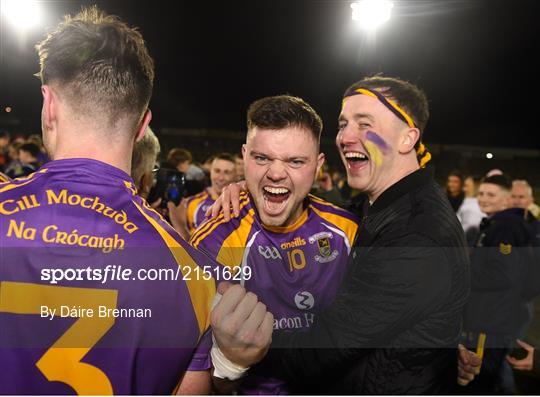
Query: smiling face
[[210, 158, 236, 196], [477, 183, 510, 216], [243, 126, 324, 227], [336, 94, 418, 200]]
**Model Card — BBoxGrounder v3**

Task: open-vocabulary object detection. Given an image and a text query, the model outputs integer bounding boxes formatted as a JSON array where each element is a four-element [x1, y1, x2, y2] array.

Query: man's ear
[[41, 85, 56, 131], [135, 109, 152, 143], [398, 127, 420, 154], [316, 152, 326, 175]]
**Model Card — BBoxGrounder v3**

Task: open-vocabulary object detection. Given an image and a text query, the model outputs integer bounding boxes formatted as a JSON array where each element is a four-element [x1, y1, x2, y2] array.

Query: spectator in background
[[310, 166, 344, 207], [167, 147, 192, 173], [131, 126, 160, 200], [26, 133, 50, 164], [463, 175, 477, 198], [166, 147, 205, 193], [234, 152, 245, 181], [171, 152, 236, 239], [7, 142, 40, 178], [487, 168, 504, 177], [447, 171, 484, 242], [3, 142, 22, 178], [512, 179, 539, 220], [0, 130, 10, 171], [459, 175, 485, 245], [462, 173, 535, 394], [446, 170, 465, 212]]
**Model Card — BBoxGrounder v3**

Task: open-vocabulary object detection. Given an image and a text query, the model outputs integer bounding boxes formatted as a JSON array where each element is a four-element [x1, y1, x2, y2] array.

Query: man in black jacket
[[211, 77, 471, 393], [463, 174, 536, 393]]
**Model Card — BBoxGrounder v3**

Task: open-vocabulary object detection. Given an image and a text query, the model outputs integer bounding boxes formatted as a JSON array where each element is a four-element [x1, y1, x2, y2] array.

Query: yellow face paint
[[364, 141, 383, 167]]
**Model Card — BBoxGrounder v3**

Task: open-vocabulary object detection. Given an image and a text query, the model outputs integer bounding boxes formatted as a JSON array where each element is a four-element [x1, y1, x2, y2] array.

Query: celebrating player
[[189, 95, 358, 393], [174, 153, 236, 239], [0, 7, 273, 394]]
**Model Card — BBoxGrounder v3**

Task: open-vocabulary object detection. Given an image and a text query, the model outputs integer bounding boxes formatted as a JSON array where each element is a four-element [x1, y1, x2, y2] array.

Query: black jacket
[[464, 207, 536, 337], [269, 167, 470, 394]]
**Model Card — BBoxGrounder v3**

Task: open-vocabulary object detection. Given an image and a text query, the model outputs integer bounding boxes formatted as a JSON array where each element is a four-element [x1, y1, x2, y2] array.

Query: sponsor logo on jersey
[[294, 291, 314, 310], [258, 245, 282, 260], [280, 237, 306, 250]]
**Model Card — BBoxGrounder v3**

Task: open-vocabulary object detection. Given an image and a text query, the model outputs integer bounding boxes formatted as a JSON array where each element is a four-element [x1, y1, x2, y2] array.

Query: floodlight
[[486, 153, 493, 159], [1, 0, 42, 30], [351, 0, 394, 31]]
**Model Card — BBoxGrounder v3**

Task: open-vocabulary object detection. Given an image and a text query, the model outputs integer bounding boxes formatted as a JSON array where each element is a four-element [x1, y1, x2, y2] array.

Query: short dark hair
[[19, 143, 41, 159], [481, 174, 512, 191], [448, 170, 464, 182], [247, 95, 323, 143], [344, 76, 429, 137], [167, 148, 192, 167], [36, 6, 154, 129], [212, 152, 235, 164], [0, 130, 10, 140]]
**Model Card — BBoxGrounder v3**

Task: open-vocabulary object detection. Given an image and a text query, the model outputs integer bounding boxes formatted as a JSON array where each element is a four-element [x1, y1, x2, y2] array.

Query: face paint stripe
[[366, 130, 390, 154], [364, 141, 383, 167]]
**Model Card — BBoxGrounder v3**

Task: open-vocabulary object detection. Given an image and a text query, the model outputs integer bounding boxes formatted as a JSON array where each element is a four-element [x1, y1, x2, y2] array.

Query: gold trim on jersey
[[216, 208, 256, 269], [0, 168, 48, 194], [186, 192, 209, 233], [190, 194, 250, 248], [262, 207, 309, 234], [132, 200, 215, 334], [309, 204, 358, 244]]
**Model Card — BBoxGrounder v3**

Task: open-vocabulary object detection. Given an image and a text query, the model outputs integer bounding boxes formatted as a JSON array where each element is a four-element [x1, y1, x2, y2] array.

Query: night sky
[[0, 0, 538, 149]]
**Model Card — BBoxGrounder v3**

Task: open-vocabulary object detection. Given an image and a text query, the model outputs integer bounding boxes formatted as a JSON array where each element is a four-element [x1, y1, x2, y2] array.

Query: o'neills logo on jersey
[[280, 237, 306, 250]]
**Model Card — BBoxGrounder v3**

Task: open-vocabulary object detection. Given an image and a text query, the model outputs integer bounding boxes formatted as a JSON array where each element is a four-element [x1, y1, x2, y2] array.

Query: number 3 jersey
[[190, 192, 358, 395], [0, 158, 216, 394]]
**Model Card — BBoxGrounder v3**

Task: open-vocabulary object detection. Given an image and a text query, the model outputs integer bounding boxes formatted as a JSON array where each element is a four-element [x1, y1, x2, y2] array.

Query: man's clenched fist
[[211, 282, 274, 368]]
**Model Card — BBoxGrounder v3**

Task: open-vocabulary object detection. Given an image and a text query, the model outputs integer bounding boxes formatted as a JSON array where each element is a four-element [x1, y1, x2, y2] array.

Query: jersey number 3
[[0, 281, 117, 395]]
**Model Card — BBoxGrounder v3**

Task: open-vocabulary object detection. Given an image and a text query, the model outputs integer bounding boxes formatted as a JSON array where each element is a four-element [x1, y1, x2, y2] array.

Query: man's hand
[[211, 282, 273, 368], [507, 339, 534, 371], [205, 181, 247, 221], [457, 344, 482, 386]]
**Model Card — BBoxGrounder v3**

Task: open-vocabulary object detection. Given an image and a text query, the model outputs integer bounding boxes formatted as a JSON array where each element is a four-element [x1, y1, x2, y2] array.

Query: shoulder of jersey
[[189, 192, 253, 249], [127, 185, 187, 246], [0, 168, 49, 197], [186, 190, 209, 205], [308, 194, 359, 224]]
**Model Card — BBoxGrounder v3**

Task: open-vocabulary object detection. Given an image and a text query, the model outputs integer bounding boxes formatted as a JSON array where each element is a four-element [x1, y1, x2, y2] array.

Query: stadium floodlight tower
[[351, 0, 394, 31], [1, 0, 42, 31]]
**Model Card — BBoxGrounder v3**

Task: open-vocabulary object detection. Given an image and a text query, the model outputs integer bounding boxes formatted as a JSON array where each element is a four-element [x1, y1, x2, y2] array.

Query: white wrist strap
[[211, 335, 249, 380], [210, 291, 249, 380]]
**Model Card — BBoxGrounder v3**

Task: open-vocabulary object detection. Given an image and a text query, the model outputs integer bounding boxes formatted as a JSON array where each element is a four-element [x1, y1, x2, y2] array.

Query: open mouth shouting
[[344, 151, 369, 171], [262, 185, 291, 215]]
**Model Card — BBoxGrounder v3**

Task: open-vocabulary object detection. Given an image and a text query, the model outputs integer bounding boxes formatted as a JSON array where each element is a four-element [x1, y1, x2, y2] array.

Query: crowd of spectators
[[0, 130, 50, 179]]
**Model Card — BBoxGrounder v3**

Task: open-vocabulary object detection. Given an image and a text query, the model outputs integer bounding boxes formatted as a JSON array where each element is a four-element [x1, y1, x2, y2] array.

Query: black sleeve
[[269, 233, 454, 386]]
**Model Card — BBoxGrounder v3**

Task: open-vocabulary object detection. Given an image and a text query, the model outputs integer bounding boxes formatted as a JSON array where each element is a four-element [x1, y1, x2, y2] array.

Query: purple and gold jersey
[[0, 158, 216, 394], [185, 188, 216, 235], [190, 192, 359, 394]]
